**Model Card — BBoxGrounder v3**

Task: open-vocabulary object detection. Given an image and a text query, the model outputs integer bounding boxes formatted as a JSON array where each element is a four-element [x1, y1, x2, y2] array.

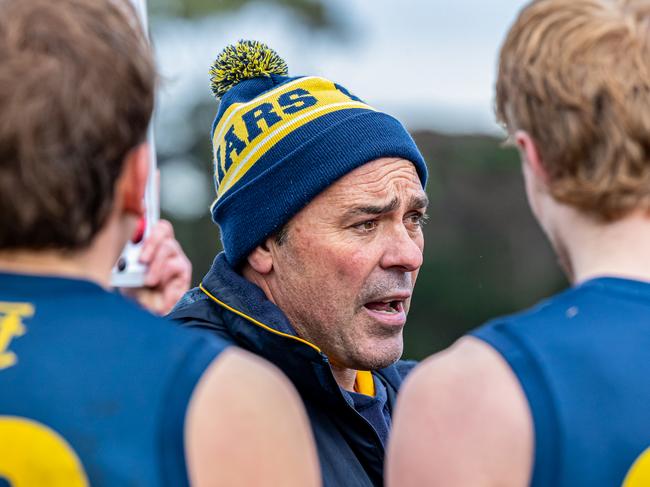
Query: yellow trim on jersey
[[354, 370, 376, 397], [0, 302, 33, 370], [199, 283, 321, 353], [623, 447, 650, 487], [0, 416, 89, 486]]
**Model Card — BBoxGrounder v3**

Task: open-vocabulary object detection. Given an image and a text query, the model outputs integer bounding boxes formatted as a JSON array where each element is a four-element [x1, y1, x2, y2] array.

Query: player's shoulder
[[472, 284, 593, 340], [185, 347, 321, 487], [390, 337, 533, 486], [85, 288, 234, 361], [403, 336, 523, 406], [104, 289, 200, 334]]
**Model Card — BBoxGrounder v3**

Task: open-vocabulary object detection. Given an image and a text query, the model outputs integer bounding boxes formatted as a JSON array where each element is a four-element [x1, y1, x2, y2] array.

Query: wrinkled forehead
[[337, 156, 424, 193], [312, 157, 428, 212]]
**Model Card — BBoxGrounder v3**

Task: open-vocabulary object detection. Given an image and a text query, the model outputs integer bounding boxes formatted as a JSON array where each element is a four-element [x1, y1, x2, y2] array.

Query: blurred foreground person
[[169, 40, 429, 486], [388, 1, 650, 486], [0, 1, 319, 485]]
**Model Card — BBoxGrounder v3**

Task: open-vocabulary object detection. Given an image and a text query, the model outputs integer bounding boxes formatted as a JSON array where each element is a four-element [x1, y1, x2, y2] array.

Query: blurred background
[[148, 0, 566, 359]]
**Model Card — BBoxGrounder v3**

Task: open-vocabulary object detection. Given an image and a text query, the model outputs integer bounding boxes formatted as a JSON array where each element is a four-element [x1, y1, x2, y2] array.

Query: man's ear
[[515, 130, 549, 184], [118, 143, 149, 217], [246, 237, 275, 275]]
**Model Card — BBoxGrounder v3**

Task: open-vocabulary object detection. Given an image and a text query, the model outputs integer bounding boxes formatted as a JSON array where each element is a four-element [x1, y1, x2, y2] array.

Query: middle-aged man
[[0, 2, 320, 485], [387, 1, 650, 486], [169, 40, 429, 486]]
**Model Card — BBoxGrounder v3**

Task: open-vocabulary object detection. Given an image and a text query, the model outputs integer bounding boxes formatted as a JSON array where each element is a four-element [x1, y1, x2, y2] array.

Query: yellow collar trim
[[199, 283, 321, 353], [354, 370, 375, 397]]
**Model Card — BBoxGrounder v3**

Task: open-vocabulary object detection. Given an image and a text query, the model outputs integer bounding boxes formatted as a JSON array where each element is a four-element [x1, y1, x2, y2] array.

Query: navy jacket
[[169, 253, 415, 487]]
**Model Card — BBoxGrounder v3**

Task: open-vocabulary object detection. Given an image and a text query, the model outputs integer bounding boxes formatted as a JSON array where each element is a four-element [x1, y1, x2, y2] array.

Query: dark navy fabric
[[346, 376, 391, 447], [0, 272, 230, 486], [169, 253, 416, 487], [471, 277, 650, 487]]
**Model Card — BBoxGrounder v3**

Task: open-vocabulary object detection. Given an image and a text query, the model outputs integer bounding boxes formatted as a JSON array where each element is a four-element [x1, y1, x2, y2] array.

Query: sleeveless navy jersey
[[472, 277, 650, 487], [0, 272, 231, 486]]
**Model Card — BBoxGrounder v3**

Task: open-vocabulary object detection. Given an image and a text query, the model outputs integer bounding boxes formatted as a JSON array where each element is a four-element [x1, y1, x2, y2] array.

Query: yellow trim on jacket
[[199, 283, 322, 353], [200, 283, 376, 397]]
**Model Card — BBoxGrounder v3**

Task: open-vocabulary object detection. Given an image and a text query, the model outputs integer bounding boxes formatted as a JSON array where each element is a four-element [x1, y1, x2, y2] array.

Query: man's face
[[267, 157, 428, 371]]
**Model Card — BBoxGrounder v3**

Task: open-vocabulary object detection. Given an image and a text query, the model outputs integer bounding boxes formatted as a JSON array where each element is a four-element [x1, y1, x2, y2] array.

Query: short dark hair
[[275, 223, 290, 246], [0, 0, 155, 250]]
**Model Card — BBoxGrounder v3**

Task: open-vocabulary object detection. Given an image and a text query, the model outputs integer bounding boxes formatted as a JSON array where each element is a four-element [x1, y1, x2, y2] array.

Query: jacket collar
[[199, 252, 320, 353], [203, 253, 295, 334], [200, 253, 323, 356]]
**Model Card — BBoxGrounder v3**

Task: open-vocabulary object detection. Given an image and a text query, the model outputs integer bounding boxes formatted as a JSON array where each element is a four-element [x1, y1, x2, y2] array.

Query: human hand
[[123, 219, 192, 315]]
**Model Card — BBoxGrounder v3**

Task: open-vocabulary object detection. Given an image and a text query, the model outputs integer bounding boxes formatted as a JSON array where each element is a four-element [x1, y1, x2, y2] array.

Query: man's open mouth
[[364, 300, 405, 314]]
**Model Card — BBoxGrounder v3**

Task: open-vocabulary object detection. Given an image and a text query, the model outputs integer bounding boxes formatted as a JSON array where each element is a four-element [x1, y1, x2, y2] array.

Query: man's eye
[[407, 213, 429, 227], [354, 220, 378, 232]]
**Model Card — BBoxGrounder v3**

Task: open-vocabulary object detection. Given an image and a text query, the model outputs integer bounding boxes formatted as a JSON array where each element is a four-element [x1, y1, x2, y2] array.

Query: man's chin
[[348, 341, 403, 371]]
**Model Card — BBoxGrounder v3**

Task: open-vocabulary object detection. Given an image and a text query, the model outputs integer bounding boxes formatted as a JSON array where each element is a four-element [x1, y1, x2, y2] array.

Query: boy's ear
[[515, 130, 549, 183], [118, 143, 149, 217]]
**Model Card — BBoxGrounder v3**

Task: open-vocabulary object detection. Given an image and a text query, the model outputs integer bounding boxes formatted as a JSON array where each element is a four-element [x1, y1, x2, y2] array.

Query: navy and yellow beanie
[[209, 40, 428, 267]]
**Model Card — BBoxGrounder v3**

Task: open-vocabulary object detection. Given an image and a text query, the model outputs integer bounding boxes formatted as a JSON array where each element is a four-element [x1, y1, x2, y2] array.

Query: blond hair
[[496, 0, 650, 220]]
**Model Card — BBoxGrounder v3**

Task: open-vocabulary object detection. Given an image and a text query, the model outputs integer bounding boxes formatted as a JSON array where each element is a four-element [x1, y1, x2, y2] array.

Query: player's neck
[[0, 217, 127, 288], [560, 210, 650, 285], [0, 249, 109, 286]]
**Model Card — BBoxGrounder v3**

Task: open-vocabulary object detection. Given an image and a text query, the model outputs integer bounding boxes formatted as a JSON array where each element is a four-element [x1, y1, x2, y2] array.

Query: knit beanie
[[208, 40, 428, 267]]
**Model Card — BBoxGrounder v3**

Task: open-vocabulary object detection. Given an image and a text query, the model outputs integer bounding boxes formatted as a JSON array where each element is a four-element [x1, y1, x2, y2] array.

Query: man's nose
[[379, 225, 423, 272]]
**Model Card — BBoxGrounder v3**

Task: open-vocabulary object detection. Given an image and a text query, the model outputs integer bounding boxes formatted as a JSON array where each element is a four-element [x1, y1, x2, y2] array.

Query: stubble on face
[[278, 242, 413, 370], [265, 158, 428, 372]]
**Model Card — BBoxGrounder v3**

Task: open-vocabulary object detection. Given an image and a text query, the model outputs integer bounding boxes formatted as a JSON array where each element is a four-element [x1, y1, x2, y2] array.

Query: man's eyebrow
[[345, 197, 400, 217], [410, 194, 429, 210]]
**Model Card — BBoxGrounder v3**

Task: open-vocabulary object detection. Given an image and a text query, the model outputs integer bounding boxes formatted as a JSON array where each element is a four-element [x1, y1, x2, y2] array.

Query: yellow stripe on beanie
[[212, 77, 376, 198]]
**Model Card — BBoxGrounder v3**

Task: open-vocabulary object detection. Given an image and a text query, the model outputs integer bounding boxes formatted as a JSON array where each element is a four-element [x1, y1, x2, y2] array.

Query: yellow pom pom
[[209, 40, 288, 99]]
